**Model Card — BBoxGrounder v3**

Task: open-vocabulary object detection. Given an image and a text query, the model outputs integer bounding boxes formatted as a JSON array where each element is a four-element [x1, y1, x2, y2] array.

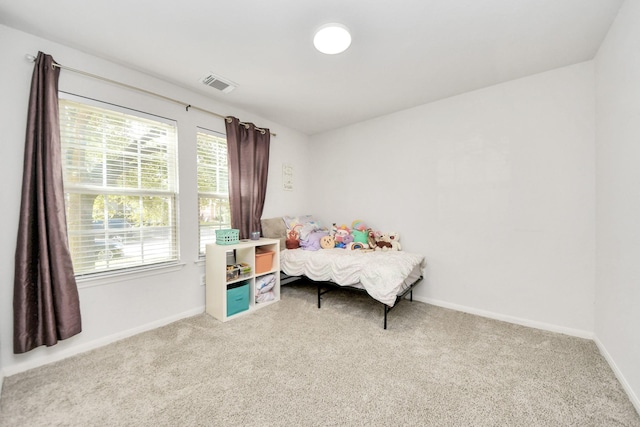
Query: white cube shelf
[[205, 238, 280, 322]]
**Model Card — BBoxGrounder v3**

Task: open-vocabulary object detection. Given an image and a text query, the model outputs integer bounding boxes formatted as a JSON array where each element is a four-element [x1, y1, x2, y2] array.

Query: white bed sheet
[[280, 248, 426, 307]]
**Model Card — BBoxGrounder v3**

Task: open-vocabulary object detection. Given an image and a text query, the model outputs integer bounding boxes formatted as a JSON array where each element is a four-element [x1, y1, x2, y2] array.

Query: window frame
[[59, 92, 181, 279], [196, 128, 230, 257]]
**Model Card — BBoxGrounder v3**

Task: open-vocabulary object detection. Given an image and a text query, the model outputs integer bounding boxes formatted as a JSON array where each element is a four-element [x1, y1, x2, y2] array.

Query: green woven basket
[[215, 229, 239, 245]]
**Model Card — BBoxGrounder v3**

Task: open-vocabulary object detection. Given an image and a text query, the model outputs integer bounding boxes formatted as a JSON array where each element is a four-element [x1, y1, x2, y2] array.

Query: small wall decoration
[[282, 163, 294, 191]]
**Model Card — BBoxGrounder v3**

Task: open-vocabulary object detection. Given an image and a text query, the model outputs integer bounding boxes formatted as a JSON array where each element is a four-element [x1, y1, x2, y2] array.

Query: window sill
[[76, 262, 186, 289]]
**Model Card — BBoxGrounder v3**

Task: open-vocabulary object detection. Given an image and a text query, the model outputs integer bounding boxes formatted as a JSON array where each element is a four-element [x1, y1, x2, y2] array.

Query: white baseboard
[[3, 306, 205, 377], [415, 296, 594, 339], [594, 336, 640, 416], [419, 296, 640, 414]]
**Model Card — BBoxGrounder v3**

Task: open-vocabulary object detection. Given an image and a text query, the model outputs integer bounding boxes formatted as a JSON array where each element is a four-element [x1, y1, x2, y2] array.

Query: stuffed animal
[[387, 232, 401, 251], [351, 230, 367, 244], [374, 237, 393, 251], [374, 232, 402, 251], [320, 235, 335, 249], [334, 224, 351, 248], [286, 229, 300, 249], [351, 220, 367, 231], [350, 220, 368, 243], [335, 234, 354, 248], [352, 228, 368, 245], [367, 229, 379, 250], [347, 241, 370, 250]]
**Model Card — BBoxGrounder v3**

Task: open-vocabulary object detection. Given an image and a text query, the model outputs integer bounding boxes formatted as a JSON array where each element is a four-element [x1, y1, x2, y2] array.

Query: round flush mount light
[[313, 23, 352, 54]]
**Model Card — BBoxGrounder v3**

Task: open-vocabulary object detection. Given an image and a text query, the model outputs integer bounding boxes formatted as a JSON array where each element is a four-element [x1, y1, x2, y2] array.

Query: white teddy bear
[[374, 232, 401, 251]]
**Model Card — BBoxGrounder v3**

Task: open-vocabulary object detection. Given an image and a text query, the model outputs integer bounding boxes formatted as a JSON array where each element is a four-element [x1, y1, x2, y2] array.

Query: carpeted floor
[[1, 281, 639, 426]]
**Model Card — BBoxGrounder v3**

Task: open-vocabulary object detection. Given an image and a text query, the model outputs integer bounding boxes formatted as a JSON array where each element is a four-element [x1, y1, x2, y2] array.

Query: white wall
[[310, 62, 596, 336], [1, 8, 638, 412], [0, 24, 311, 376], [594, 0, 640, 411]]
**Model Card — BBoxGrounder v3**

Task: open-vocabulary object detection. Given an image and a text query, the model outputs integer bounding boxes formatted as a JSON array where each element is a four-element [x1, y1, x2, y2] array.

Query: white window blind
[[59, 97, 179, 276], [197, 130, 230, 255]]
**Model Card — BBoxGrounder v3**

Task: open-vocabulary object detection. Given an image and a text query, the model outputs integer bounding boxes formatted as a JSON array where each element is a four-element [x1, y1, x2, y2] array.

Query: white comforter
[[280, 248, 426, 306]]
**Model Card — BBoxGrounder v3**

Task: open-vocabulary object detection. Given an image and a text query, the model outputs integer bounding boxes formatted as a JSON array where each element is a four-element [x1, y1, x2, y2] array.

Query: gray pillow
[[261, 217, 287, 250]]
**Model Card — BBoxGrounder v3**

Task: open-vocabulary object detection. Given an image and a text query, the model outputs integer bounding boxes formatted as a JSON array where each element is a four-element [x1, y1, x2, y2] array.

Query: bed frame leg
[[313, 275, 422, 329], [384, 306, 389, 330]]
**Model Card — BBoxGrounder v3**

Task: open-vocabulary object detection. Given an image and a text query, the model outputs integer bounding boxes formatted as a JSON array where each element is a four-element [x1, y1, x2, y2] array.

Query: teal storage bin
[[227, 282, 249, 316]]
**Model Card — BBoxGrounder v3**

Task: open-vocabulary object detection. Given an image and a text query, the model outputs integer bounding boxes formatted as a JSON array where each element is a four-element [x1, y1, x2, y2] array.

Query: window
[[197, 130, 230, 255], [60, 97, 179, 276]]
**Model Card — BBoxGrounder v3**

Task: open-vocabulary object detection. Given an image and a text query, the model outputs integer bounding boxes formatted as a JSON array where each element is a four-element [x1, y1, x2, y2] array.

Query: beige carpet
[[1, 281, 639, 426]]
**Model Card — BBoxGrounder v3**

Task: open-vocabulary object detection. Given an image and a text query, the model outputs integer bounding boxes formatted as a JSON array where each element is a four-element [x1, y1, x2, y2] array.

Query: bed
[[261, 217, 426, 329]]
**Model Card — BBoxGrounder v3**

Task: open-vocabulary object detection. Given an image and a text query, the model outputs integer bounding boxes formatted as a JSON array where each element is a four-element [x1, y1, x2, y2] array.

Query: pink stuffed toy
[[334, 224, 351, 248]]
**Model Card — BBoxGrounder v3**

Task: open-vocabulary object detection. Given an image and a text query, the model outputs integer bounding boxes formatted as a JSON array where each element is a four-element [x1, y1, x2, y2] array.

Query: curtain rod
[[25, 54, 276, 137]]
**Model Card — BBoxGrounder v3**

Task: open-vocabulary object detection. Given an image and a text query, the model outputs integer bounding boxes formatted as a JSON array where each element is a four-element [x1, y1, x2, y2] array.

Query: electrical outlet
[[200, 274, 206, 286]]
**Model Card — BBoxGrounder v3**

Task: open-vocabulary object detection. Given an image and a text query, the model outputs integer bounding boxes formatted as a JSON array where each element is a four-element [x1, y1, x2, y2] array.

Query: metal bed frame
[[314, 275, 424, 329]]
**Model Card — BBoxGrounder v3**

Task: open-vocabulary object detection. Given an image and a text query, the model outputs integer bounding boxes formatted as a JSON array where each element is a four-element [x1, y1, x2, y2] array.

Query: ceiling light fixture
[[313, 23, 352, 55]]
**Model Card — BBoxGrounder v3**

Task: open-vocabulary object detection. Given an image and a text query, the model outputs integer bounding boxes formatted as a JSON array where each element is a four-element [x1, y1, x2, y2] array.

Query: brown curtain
[[13, 52, 82, 354], [225, 116, 270, 239]]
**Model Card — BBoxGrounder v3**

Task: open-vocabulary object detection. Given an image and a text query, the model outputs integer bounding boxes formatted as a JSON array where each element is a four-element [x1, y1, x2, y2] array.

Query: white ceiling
[[0, 0, 624, 135]]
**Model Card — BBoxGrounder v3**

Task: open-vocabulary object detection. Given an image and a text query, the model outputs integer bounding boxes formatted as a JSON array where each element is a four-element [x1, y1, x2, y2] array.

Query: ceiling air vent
[[200, 73, 237, 93]]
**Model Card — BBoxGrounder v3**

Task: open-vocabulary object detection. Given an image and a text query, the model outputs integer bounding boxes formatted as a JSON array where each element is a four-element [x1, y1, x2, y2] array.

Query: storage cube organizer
[[227, 282, 249, 316], [216, 228, 239, 245], [205, 237, 280, 323], [255, 250, 274, 274]]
